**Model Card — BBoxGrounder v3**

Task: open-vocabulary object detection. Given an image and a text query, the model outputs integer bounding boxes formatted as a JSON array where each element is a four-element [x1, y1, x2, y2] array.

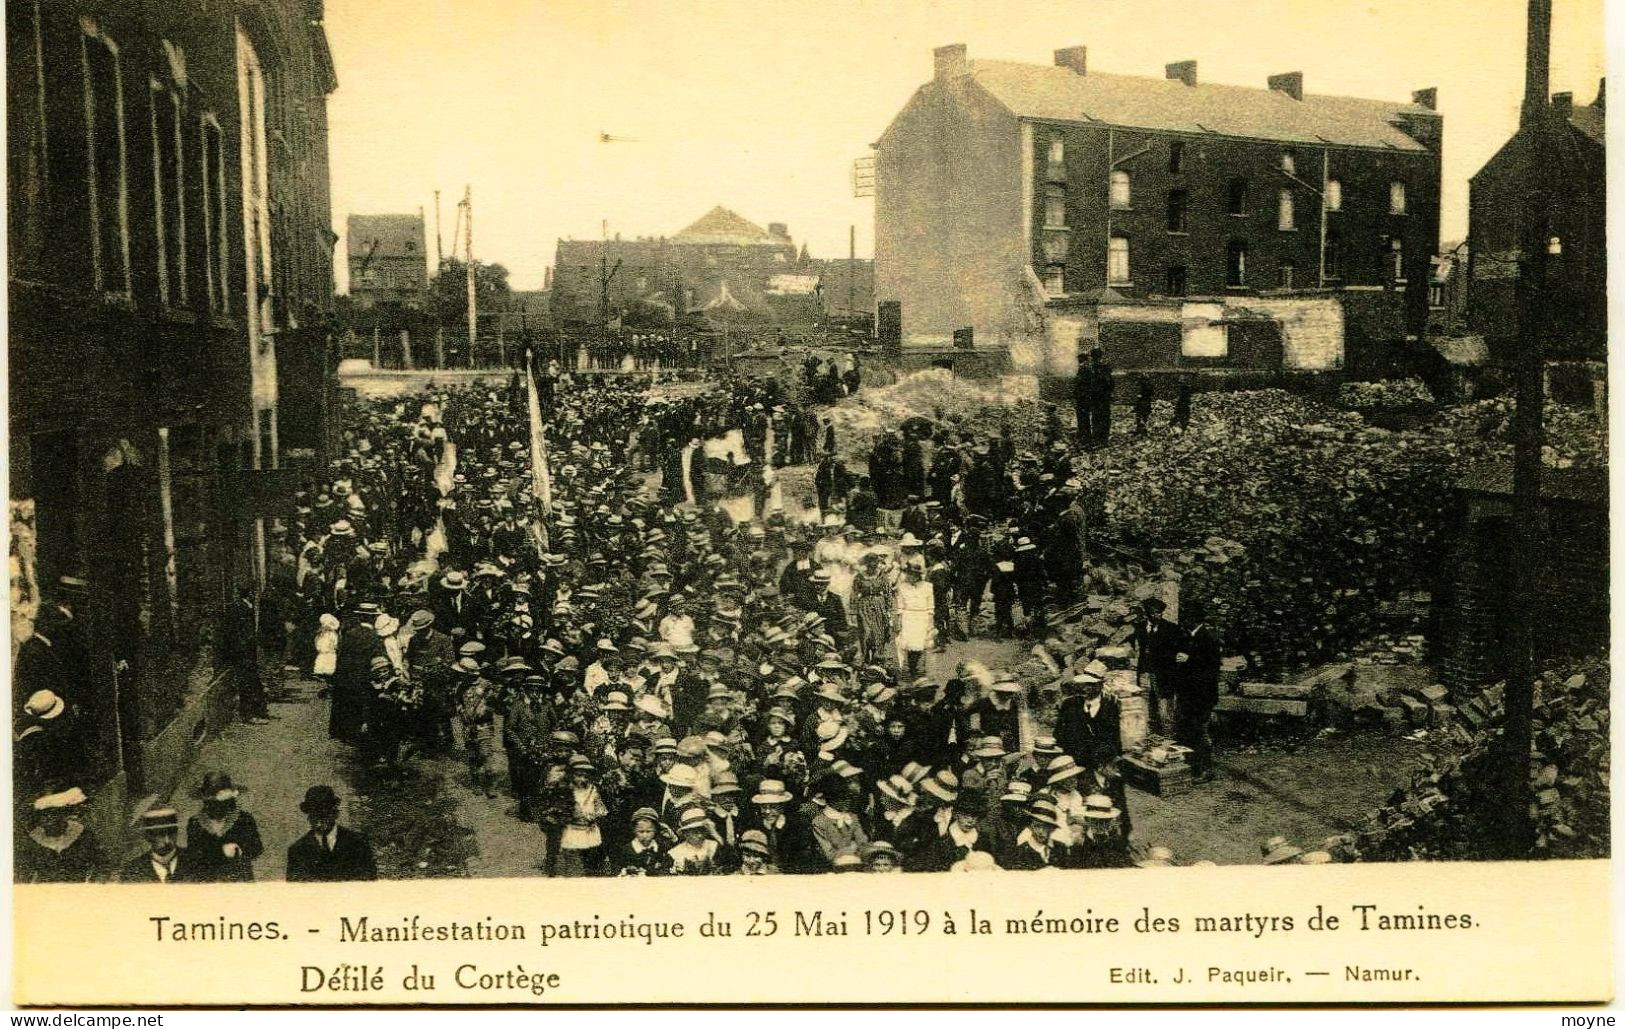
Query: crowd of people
[[16, 348, 1339, 883]]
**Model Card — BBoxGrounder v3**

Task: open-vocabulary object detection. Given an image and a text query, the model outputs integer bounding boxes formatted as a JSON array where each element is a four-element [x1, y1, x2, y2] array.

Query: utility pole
[[848, 224, 856, 317], [598, 218, 622, 339], [1501, 0, 1552, 858], [462, 185, 477, 367], [434, 190, 444, 268]]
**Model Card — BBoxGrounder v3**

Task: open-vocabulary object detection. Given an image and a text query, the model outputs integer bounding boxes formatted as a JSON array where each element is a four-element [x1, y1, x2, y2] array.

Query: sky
[[324, 0, 1608, 292]]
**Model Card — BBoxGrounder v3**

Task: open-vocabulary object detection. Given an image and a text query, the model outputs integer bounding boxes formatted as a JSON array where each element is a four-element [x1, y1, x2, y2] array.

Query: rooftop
[[346, 214, 426, 261], [672, 206, 791, 247], [955, 58, 1436, 152]]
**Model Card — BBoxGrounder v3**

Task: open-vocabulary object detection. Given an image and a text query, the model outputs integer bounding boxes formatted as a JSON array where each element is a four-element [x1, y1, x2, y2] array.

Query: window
[[237, 27, 272, 334], [1278, 259, 1296, 289], [1108, 236, 1130, 284], [1278, 188, 1295, 230], [1281, 152, 1296, 176], [1168, 140, 1185, 173], [1041, 232, 1068, 263], [1164, 265, 1188, 297], [1109, 169, 1131, 209], [82, 17, 131, 295], [1166, 189, 1187, 232], [1043, 264, 1065, 296], [1429, 283, 1444, 308], [1389, 237, 1405, 282], [1227, 178, 1248, 216], [1389, 181, 1406, 215], [1326, 179, 1343, 211], [1225, 240, 1247, 287], [1047, 134, 1065, 179], [199, 113, 228, 311], [150, 47, 187, 306], [1325, 229, 1342, 279], [1043, 184, 1067, 228]]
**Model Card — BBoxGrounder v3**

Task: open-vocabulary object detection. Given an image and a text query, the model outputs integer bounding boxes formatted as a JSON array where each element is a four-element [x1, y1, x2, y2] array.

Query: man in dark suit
[[777, 541, 820, 611], [222, 587, 271, 723], [286, 784, 378, 882], [744, 780, 815, 875], [1133, 597, 1183, 737], [1174, 599, 1222, 782], [329, 608, 383, 743], [119, 807, 199, 883], [1053, 673, 1123, 774], [13, 607, 68, 725]]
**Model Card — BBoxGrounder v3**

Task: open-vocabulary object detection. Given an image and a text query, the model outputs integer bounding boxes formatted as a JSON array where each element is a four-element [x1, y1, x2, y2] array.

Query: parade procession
[[9, 1, 1608, 891]]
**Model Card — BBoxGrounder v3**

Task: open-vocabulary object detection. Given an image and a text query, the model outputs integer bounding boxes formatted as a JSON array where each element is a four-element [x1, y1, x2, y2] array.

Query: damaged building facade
[[874, 44, 1441, 378]]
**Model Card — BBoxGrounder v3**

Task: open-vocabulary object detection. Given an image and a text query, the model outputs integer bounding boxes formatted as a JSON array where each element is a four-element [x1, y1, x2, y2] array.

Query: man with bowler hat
[[286, 784, 377, 882]]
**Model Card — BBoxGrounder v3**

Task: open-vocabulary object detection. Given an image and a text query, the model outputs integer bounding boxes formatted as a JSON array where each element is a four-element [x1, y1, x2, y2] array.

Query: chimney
[[1596, 77, 1607, 110], [1411, 87, 1437, 110], [767, 222, 788, 239], [934, 44, 968, 81], [1166, 60, 1197, 87], [1551, 91, 1573, 118], [1054, 46, 1087, 76], [1268, 72, 1303, 101]]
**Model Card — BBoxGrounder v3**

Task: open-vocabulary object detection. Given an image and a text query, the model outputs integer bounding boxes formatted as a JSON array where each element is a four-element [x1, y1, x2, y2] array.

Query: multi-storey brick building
[[874, 44, 1441, 375], [346, 212, 427, 308], [7, 0, 338, 839], [1467, 83, 1605, 381]]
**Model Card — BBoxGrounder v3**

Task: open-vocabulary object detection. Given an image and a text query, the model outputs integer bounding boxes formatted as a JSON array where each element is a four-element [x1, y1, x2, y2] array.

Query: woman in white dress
[[894, 564, 935, 677]]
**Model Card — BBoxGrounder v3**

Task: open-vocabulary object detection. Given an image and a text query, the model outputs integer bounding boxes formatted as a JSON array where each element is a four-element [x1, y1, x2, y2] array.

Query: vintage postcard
[[6, 0, 1614, 1008]]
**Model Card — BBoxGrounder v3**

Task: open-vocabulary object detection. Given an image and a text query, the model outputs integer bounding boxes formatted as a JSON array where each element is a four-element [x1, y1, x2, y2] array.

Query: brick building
[[1466, 83, 1605, 384], [874, 44, 1441, 375], [7, 0, 338, 839], [550, 206, 873, 330], [1435, 466, 1608, 693], [346, 212, 427, 308]]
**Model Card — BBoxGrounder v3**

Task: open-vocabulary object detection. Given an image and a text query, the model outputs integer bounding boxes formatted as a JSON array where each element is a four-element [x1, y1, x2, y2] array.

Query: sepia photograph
[[5, 0, 1615, 1009]]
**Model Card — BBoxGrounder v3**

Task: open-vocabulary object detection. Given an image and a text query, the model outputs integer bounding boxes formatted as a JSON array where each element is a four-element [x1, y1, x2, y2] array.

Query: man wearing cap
[[1133, 596, 1182, 737], [998, 799, 1074, 870], [119, 807, 198, 883], [406, 610, 457, 752], [286, 785, 378, 882]]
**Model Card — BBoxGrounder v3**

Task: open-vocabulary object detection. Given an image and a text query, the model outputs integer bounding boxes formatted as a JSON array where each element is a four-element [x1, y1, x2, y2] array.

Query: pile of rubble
[[1351, 655, 1610, 861]]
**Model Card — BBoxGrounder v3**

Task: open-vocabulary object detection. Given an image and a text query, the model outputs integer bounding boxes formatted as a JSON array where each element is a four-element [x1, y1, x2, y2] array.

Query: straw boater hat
[[138, 806, 180, 833], [1261, 835, 1304, 865], [1001, 781, 1034, 804], [1046, 755, 1087, 786], [815, 719, 849, 753], [738, 830, 771, 857], [676, 806, 717, 838], [439, 570, 468, 591], [876, 775, 915, 806], [751, 779, 794, 806], [862, 840, 902, 865], [660, 764, 699, 790], [970, 736, 1008, 759], [1082, 793, 1121, 821], [1027, 798, 1065, 828], [921, 769, 960, 804]]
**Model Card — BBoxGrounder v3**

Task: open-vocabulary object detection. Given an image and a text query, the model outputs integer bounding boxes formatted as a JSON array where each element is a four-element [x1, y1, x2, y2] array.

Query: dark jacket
[[184, 811, 265, 883], [119, 848, 204, 884], [1178, 624, 1223, 706], [1054, 692, 1124, 772], [286, 826, 378, 882]]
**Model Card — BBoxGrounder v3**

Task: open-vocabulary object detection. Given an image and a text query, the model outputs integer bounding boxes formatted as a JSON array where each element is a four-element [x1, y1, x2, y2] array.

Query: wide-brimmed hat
[[1001, 781, 1034, 804], [197, 772, 243, 802], [408, 609, 435, 630], [1027, 798, 1065, 828], [738, 829, 771, 856], [439, 570, 468, 591], [373, 614, 400, 637], [23, 690, 65, 721], [32, 787, 87, 812], [711, 771, 742, 795], [1032, 735, 1062, 756], [1261, 835, 1304, 864], [602, 691, 632, 711], [921, 769, 960, 803], [676, 807, 715, 835], [634, 694, 669, 720], [328, 520, 355, 537], [812, 683, 848, 705], [970, 736, 1008, 759], [1046, 755, 1086, 785], [1082, 793, 1121, 820], [751, 779, 794, 805], [876, 775, 915, 806], [660, 764, 699, 789], [815, 719, 849, 753]]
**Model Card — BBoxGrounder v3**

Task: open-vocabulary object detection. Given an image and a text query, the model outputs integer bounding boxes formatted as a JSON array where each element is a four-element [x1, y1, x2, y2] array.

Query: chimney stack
[[1268, 72, 1304, 101], [768, 222, 789, 239], [1166, 60, 1197, 87], [934, 44, 968, 81], [1595, 77, 1606, 110], [1551, 91, 1573, 118], [1412, 87, 1438, 110], [1054, 46, 1087, 76]]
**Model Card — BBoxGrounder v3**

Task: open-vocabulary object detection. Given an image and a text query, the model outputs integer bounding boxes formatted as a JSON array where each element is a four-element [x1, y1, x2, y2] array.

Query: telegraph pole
[[1500, 0, 1552, 858], [462, 185, 477, 367], [433, 189, 444, 268]]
